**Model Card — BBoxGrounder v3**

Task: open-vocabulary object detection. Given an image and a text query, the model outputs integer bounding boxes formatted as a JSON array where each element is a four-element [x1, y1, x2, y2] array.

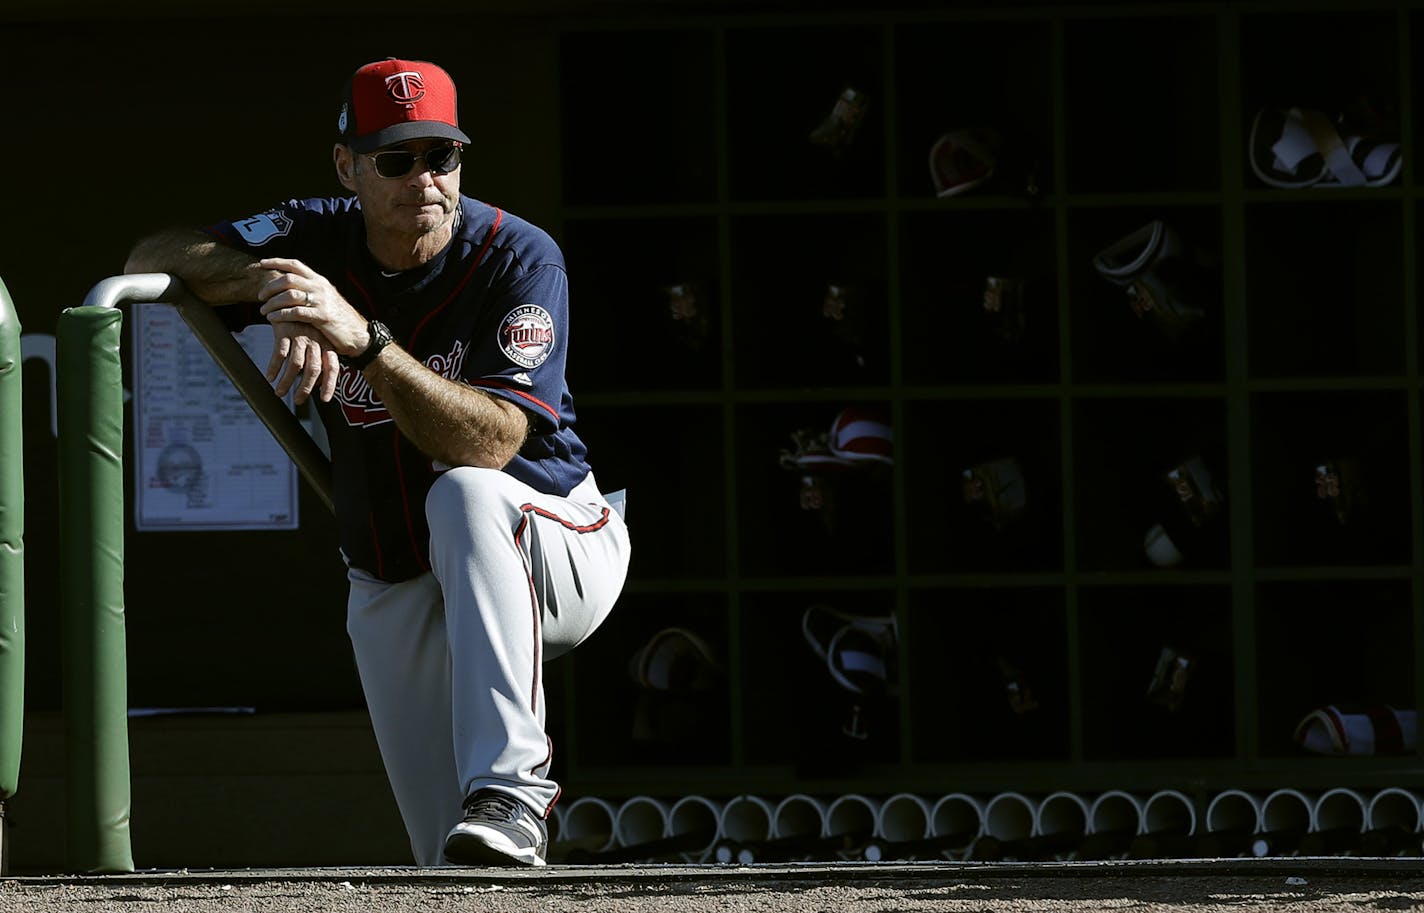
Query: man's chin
[[410, 209, 450, 233]]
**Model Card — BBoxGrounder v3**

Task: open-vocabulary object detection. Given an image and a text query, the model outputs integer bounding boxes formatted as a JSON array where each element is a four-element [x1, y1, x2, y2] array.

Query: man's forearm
[[125, 227, 278, 304], [362, 344, 528, 469]]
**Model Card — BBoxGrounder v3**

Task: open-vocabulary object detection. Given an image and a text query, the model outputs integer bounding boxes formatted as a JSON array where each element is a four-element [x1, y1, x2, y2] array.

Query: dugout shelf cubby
[[553, 1, 1424, 801]]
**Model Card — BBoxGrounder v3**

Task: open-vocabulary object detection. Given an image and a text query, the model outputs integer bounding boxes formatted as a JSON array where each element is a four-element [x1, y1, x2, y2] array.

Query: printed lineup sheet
[[131, 303, 299, 531]]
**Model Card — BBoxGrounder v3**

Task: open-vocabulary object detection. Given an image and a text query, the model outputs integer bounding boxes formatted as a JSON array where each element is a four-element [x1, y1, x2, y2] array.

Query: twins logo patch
[[500, 305, 555, 369], [234, 210, 293, 247]]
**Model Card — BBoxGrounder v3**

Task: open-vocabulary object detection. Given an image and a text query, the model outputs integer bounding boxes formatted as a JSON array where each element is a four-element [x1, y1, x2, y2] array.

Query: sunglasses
[[366, 143, 462, 179]]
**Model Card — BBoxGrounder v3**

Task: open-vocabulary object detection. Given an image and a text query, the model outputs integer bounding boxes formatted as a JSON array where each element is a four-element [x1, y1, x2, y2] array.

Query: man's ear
[[334, 144, 358, 192]]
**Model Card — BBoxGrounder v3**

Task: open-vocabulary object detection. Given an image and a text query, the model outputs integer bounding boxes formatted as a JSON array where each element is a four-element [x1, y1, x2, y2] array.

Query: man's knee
[[426, 466, 517, 537]]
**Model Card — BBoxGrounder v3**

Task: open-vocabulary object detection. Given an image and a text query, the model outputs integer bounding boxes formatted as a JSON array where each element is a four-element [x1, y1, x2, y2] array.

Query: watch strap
[[342, 320, 393, 370]]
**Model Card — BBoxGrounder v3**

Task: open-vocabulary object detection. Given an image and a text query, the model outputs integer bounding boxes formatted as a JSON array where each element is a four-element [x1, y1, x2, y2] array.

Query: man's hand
[[257, 257, 373, 356], [268, 322, 340, 404], [256, 257, 376, 403]]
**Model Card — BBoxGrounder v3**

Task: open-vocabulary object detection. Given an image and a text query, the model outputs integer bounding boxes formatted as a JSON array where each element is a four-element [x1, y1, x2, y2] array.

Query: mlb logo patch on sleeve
[[234, 209, 294, 246]]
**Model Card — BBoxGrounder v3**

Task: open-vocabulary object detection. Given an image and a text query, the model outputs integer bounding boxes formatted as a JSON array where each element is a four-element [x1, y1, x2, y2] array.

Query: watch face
[[342, 321, 393, 369]]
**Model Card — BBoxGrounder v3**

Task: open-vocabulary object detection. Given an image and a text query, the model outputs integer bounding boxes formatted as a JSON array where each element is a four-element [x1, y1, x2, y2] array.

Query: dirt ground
[[5, 860, 1424, 913]]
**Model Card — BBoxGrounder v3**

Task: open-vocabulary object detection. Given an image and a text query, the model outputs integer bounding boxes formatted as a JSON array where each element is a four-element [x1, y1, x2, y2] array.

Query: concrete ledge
[[9, 856, 1424, 886]]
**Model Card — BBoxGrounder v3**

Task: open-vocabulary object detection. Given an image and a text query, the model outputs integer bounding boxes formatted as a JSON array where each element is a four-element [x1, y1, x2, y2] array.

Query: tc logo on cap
[[384, 71, 426, 104]]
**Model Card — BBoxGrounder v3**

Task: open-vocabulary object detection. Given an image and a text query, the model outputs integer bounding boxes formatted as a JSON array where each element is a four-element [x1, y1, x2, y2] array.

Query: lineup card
[[131, 303, 299, 531]]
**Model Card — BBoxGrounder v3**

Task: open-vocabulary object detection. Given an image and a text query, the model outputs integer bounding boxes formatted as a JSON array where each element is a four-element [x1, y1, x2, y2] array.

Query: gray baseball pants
[[344, 467, 631, 865]]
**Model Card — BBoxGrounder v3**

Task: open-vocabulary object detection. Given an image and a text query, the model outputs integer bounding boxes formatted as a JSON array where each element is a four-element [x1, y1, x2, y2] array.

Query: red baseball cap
[[338, 58, 472, 152]]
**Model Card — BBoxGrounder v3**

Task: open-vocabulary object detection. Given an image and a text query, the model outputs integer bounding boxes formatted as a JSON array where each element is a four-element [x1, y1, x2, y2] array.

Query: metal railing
[[81, 274, 333, 513], [53, 274, 334, 873]]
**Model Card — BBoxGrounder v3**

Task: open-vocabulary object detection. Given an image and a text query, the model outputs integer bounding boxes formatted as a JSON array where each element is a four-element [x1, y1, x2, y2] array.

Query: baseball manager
[[124, 57, 631, 867]]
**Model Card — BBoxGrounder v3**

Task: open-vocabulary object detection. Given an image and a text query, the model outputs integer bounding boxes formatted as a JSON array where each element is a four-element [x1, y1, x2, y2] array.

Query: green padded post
[[57, 305, 133, 874], [0, 278, 24, 876]]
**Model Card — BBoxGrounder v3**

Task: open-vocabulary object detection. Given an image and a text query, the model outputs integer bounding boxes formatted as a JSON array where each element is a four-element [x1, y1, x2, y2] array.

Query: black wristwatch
[[341, 320, 394, 370]]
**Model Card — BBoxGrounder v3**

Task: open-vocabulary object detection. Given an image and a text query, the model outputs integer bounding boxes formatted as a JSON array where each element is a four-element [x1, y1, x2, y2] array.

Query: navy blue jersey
[[206, 195, 591, 582]]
